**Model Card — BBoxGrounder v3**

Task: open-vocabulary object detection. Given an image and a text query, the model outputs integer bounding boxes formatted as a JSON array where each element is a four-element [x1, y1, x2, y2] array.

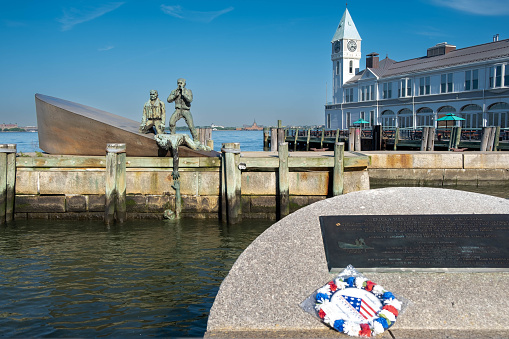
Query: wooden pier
[[265, 126, 509, 152]]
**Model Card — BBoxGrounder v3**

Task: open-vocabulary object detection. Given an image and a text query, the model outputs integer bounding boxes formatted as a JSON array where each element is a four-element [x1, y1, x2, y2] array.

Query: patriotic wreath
[[313, 275, 402, 337]]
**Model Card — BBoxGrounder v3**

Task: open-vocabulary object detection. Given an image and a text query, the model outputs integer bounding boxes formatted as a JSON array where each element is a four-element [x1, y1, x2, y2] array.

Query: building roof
[[345, 39, 509, 85], [331, 8, 361, 42]]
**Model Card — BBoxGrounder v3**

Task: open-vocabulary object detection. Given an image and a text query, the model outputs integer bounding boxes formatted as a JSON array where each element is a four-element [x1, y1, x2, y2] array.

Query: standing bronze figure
[[167, 78, 198, 140], [139, 90, 166, 134]]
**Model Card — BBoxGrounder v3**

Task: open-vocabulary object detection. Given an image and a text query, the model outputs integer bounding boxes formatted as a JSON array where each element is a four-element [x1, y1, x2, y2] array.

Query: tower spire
[[331, 7, 361, 42]]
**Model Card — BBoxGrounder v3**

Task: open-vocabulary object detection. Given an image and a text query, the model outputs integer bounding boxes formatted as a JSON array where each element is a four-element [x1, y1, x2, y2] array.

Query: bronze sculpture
[[167, 78, 198, 140], [154, 133, 211, 179], [155, 133, 211, 219], [139, 90, 166, 134]]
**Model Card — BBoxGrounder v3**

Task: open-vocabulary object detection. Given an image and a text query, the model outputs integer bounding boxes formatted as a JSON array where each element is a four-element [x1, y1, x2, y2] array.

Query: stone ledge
[[206, 188, 509, 337], [205, 329, 509, 339]]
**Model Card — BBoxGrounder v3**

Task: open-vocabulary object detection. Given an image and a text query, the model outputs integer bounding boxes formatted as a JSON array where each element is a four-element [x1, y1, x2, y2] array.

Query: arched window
[[437, 106, 456, 113], [460, 104, 483, 128], [416, 107, 434, 127], [349, 60, 353, 73], [487, 102, 509, 128], [381, 110, 396, 127], [398, 108, 413, 128], [488, 102, 509, 110]]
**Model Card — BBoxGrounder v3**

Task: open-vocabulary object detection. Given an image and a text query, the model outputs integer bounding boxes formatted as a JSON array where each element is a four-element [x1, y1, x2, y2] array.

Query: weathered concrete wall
[[365, 151, 509, 186]]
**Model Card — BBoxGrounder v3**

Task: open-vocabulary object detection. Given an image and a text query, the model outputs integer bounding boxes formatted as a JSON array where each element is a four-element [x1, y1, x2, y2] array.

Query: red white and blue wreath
[[312, 272, 402, 337]]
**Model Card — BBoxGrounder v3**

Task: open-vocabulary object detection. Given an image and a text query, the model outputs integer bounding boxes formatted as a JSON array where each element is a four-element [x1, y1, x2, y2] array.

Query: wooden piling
[[0, 145, 6, 225], [494, 126, 501, 151], [115, 147, 127, 223], [234, 143, 242, 220], [220, 152, 227, 223], [487, 127, 496, 152], [270, 128, 278, 152], [354, 127, 361, 151], [427, 127, 436, 151], [333, 142, 344, 196], [348, 127, 355, 151], [207, 139, 214, 150], [198, 127, 212, 146], [222, 143, 241, 224], [420, 127, 429, 151], [335, 128, 340, 144], [448, 128, 455, 150], [320, 128, 325, 149], [293, 128, 299, 151], [0, 144, 15, 224], [454, 126, 462, 149], [306, 129, 311, 151], [263, 127, 270, 151], [105, 143, 126, 225], [393, 128, 400, 151], [277, 128, 285, 151], [5, 144, 16, 222], [480, 127, 490, 151], [105, 144, 117, 225], [278, 142, 289, 219], [372, 125, 382, 151]]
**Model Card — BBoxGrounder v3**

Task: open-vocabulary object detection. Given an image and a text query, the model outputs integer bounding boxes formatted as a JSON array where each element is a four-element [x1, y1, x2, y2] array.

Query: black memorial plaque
[[319, 214, 509, 271]]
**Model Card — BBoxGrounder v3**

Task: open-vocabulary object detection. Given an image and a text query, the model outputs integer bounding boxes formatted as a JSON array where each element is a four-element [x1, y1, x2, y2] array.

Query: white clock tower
[[331, 7, 361, 104]]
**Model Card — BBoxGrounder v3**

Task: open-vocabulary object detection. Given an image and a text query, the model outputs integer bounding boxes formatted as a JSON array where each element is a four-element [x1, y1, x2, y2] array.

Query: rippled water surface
[[0, 131, 264, 154], [0, 219, 273, 337]]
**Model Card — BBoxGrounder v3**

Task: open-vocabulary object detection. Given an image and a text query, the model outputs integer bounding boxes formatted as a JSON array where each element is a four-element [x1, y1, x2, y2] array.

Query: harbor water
[[0, 130, 264, 154], [0, 218, 274, 337], [1, 130, 508, 337]]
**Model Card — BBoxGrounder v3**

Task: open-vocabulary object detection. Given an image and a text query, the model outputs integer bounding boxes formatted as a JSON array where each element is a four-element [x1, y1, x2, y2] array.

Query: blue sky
[[1, 0, 508, 127]]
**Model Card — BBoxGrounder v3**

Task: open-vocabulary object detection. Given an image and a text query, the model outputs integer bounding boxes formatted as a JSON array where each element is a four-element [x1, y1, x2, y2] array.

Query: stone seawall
[[365, 151, 509, 186], [13, 151, 369, 220]]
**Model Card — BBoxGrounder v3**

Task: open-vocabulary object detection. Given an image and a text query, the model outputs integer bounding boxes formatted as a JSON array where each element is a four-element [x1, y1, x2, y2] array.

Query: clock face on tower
[[347, 40, 357, 52], [334, 41, 341, 53]]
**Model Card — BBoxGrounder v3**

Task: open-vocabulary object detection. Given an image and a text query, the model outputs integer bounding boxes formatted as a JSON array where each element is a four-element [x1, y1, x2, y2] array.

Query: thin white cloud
[[58, 2, 125, 31], [431, 0, 509, 15], [98, 45, 115, 51], [3, 20, 26, 27], [160, 5, 233, 23], [415, 26, 448, 38]]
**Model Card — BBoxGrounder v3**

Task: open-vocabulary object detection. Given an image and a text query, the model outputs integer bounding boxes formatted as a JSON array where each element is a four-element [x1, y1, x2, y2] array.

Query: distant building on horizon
[[325, 7, 509, 130], [0, 123, 18, 129], [242, 120, 264, 131]]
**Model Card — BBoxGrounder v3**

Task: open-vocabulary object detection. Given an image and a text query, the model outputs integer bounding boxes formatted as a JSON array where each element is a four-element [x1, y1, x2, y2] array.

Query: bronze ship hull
[[35, 94, 218, 157]]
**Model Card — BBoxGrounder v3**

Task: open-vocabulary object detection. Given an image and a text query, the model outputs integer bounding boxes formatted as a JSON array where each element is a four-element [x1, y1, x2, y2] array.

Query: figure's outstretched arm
[[167, 89, 178, 103], [182, 134, 198, 150]]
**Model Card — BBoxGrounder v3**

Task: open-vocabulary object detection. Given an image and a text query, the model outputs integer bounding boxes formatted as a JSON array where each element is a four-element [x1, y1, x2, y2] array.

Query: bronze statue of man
[[139, 90, 166, 134], [167, 78, 198, 140]]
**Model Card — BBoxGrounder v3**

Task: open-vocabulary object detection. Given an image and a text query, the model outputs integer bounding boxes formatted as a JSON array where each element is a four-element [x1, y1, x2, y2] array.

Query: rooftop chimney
[[427, 42, 456, 57], [493, 34, 500, 42], [366, 52, 379, 68]]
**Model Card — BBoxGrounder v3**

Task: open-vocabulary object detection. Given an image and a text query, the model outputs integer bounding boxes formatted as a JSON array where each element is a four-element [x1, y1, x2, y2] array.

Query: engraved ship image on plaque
[[338, 238, 374, 250]]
